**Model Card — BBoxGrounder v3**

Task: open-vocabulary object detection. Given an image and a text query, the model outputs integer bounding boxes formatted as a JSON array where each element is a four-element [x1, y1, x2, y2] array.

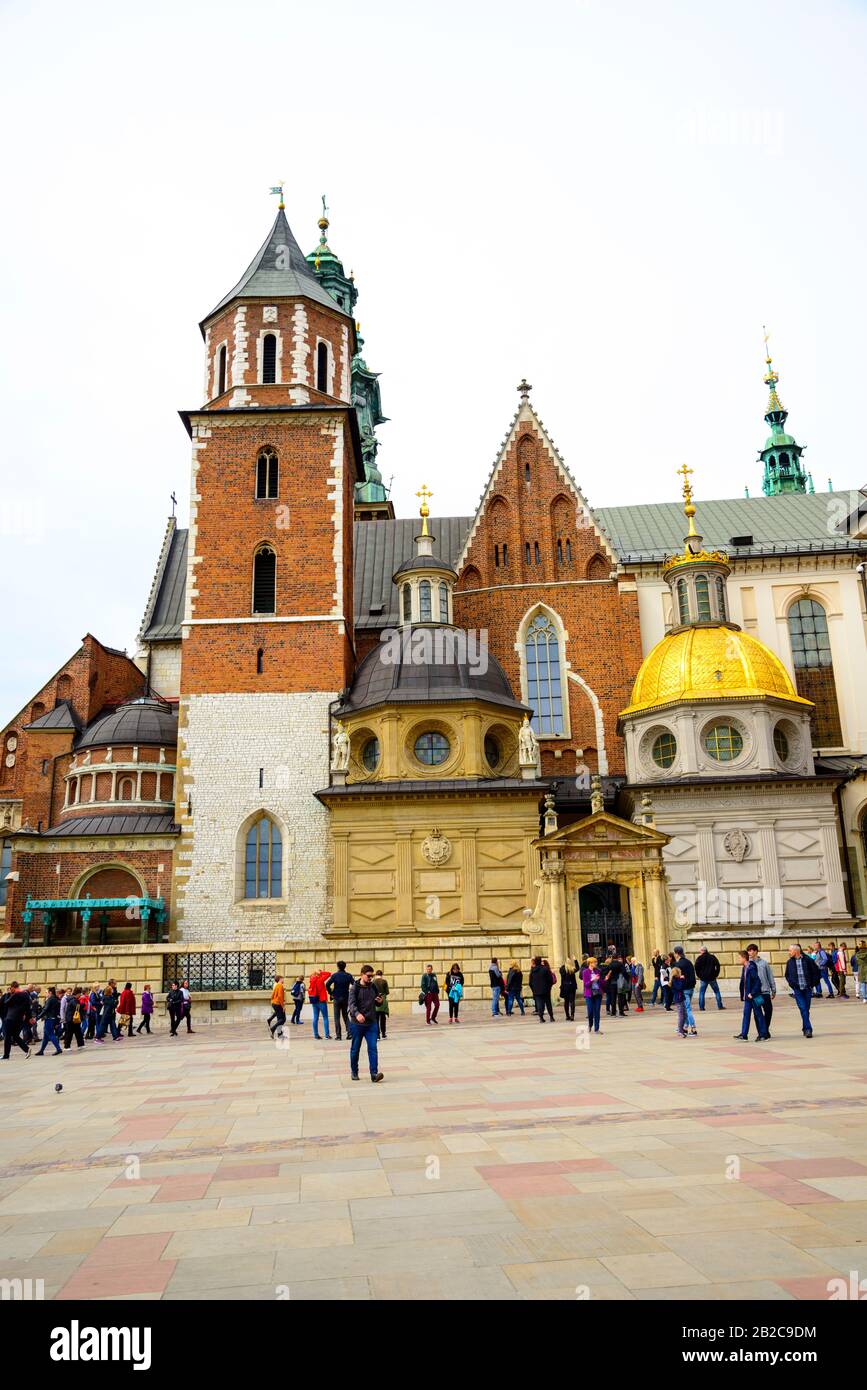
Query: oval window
[[703, 723, 743, 762], [484, 734, 500, 769], [361, 737, 380, 772], [773, 725, 789, 763], [651, 731, 677, 768], [414, 731, 450, 766]]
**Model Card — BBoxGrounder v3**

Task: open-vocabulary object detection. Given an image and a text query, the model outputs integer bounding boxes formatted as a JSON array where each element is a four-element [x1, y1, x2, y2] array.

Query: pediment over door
[[533, 810, 669, 854]]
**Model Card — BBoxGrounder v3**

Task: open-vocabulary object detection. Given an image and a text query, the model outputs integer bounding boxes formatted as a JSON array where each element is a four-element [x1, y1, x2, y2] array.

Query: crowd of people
[[4, 938, 865, 1068], [0, 979, 194, 1059]]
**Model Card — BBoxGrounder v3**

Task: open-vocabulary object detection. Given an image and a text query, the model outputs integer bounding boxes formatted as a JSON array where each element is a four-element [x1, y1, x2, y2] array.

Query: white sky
[[2, 0, 866, 719]]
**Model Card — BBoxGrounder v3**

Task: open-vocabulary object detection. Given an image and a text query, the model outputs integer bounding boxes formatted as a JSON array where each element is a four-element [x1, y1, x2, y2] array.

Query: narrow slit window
[[256, 450, 278, 499], [316, 342, 329, 392], [439, 582, 449, 622], [565, 539, 572, 564], [502, 543, 508, 566], [525, 542, 531, 565], [217, 344, 227, 396], [494, 544, 500, 568], [402, 584, 412, 621], [557, 539, 563, 565], [534, 541, 540, 565], [677, 578, 690, 624], [256, 648, 264, 674], [262, 334, 277, 383]]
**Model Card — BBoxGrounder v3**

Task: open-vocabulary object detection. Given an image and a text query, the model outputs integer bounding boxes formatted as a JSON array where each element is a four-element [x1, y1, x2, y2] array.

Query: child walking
[[671, 967, 688, 1037]]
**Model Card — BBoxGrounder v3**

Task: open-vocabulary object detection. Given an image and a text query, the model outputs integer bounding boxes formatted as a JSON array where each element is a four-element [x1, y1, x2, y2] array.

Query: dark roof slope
[[140, 525, 188, 641], [201, 209, 346, 331], [338, 639, 527, 716], [355, 516, 472, 630], [37, 814, 178, 838], [76, 699, 178, 750], [25, 701, 81, 732]]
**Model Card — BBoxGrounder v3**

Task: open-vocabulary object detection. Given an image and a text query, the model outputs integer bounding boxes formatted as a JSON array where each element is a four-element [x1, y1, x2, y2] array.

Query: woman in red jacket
[[117, 983, 137, 1038]]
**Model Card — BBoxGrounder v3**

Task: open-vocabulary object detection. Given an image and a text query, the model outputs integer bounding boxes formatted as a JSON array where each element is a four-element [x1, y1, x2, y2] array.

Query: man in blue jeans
[[489, 959, 505, 1016], [695, 947, 725, 1010], [785, 944, 820, 1038], [348, 965, 384, 1083], [734, 950, 770, 1041], [673, 947, 698, 1035]]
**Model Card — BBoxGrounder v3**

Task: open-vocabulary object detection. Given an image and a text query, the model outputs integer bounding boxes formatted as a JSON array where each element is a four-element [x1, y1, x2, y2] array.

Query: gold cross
[[416, 483, 433, 535], [677, 462, 693, 492]]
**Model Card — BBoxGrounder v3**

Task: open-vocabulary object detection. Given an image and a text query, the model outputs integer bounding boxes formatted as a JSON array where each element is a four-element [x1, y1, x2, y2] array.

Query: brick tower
[[174, 194, 363, 944]]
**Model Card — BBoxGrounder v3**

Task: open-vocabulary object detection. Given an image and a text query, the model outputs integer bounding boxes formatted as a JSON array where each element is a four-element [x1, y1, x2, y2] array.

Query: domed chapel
[[2, 196, 865, 1006]]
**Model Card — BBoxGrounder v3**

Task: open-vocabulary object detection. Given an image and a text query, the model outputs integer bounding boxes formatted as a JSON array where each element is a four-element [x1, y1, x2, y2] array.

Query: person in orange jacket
[[268, 976, 286, 1035], [308, 968, 332, 1039]]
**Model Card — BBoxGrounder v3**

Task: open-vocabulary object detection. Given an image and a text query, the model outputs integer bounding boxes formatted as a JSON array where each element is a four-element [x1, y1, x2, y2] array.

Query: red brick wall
[[181, 412, 356, 696], [203, 297, 351, 405], [453, 419, 643, 777], [6, 848, 173, 938]]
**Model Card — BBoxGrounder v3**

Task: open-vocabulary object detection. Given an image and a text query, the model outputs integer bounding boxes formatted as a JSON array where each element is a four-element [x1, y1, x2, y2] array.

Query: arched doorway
[[66, 865, 146, 944], [577, 882, 633, 957]]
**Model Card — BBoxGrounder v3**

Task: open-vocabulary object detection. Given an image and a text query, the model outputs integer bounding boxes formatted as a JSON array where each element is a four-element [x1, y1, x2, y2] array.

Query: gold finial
[[318, 193, 329, 232], [416, 483, 433, 536], [677, 463, 698, 537], [762, 323, 779, 386]]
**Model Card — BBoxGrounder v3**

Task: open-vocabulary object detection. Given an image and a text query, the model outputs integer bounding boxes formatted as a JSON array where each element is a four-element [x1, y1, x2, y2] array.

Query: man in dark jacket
[[2, 983, 33, 1059], [695, 947, 725, 1010], [326, 961, 354, 1040], [347, 966, 383, 1083], [785, 945, 820, 1038], [734, 951, 770, 1041], [673, 947, 698, 1033]]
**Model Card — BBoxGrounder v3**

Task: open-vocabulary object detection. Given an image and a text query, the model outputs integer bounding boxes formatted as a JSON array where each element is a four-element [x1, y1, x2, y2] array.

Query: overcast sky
[[2, 0, 866, 719]]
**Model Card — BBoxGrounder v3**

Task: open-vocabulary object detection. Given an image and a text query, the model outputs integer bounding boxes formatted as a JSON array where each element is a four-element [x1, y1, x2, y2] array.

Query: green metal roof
[[596, 491, 867, 562]]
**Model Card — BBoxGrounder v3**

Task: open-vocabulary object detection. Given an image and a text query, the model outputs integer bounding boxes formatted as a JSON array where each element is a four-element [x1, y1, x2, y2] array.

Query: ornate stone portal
[[531, 809, 671, 966]]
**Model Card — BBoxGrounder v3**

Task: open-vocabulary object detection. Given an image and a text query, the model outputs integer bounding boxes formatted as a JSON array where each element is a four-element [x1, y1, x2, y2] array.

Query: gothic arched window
[[253, 547, 276, 614], [419, 580, 432, 621], [316, 342, 329, 392], [256, 449, 278, 500], [677, 578, 690, 624], [787, 598, 843, 745], [262, 334, 277, 383], [525, 613, 564, 736], [244, 815, 282, 899], [218, 344, 227, 396]]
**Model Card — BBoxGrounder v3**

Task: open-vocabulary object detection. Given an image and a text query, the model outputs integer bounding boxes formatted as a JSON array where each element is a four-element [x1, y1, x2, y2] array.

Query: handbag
[[418, 992, 426, 1006]]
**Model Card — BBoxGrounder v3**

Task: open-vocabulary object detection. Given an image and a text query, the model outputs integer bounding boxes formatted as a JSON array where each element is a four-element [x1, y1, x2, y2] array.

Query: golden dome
[[620, 626, 812, 718]]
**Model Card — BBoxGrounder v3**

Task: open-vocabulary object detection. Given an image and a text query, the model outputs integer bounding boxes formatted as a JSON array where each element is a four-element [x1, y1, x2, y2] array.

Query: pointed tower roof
[[200, 206, 350, 334], [758, 329, 808, 496]]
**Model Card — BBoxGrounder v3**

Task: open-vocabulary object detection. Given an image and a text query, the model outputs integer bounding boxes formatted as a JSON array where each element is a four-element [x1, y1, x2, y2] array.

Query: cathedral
[[2, 197, 866, 1009]]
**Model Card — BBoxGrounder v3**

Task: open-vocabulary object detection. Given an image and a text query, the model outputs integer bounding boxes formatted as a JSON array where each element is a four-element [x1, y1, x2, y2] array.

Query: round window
[[703, 723, 744, 762], [361, 737, 380, 772], [484, 734, 500, 769], [414, 731, 450, 766], [651, 731, 677, 769], [773, 725, 789, 763]]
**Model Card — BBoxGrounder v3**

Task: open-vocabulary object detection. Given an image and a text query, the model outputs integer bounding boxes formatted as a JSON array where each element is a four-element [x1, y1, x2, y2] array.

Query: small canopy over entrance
[[22, 893, 167, 947]]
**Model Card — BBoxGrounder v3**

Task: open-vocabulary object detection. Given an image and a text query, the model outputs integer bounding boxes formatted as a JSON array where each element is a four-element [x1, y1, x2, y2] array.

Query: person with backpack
[[165, 981, 185, 1037], [659, 955, 673, 1010], [267, 976, 286, 1035], [581, 956, 603, 1034], [445, 963, 464, 1022], [137, 985, 154, 1034], [96, 981, 121, 1041], [488, 959, 505, 1017], [420, 965, 440, 1024], [63, 987, 86, 1050], [559, 961, 578, 1021], [529, 956, 550, 1023], [36, 987, 62, 1056], [118, 983, 136, 1038], [308, 968, 332, 1039], [695, 947, 725, 1010], [290, 976, 306, 1024], [810, 942, 834, 998], [326, 961, 354, 1041], [630, 956, 645, 1012], [87, 984, 102, 1039], [347, 965, 384, 1084], [2, 983, 33, 1060], [505, 962, 524, 1016], [615, 955, 631, 1016], [374, 970, 390, 1038]]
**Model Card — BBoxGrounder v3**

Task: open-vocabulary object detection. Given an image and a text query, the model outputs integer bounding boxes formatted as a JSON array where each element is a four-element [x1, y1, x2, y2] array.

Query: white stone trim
[[566, 669, 609, 774], [185, 615, 346, 627], [291, 303, 309, 385]]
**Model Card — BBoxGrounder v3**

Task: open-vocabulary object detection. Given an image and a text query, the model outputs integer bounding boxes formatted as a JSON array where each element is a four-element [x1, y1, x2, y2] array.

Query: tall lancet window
[[716, 576, 727, 621], [525, 613, 564, 735], [217, 345, 227, 396], [262, 334, 277, 384], [695, 575, 712, 621], [676, 578, 690, 625], [316, 342, 329, 392], [419, 580, 432, 621], [439, 582, 449, 622], [245, 815, 282, 899]]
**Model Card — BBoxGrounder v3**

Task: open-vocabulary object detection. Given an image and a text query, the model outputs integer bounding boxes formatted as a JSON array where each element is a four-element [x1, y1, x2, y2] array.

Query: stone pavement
[[1, 994, 866, 1301]]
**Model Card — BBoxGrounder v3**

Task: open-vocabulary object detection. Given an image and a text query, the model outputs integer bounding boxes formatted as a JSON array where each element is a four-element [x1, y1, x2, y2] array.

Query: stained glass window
[[419, 580, 432, 621], [703, 724, 743, 762], [677, 579, 690, 624], [439, 583, 449, 622], [414, 732, 450, 765], [716, 576, 727, 621], [695, 575, 712, 621], [526, 613, 564, 735]]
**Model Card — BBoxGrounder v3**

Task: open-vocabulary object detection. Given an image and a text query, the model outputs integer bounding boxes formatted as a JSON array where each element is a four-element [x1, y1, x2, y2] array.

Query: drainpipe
[[835, 779, 858, 918]]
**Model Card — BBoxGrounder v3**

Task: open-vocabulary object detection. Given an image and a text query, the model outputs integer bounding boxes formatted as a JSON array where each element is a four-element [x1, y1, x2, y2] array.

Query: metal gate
[[579, 911, 633, 958]]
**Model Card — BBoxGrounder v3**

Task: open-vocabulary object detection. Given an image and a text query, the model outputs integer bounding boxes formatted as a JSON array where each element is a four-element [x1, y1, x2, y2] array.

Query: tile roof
[[35, 814, 179, 838]]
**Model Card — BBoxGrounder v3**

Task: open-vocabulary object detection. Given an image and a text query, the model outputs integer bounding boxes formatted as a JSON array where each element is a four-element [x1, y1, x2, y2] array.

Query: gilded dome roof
[[620, 626, 812, 718]]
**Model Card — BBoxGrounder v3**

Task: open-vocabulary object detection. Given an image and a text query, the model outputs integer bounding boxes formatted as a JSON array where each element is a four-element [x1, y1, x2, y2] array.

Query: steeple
[[758, 330, 809, 496], [305, 197, 390, 513]]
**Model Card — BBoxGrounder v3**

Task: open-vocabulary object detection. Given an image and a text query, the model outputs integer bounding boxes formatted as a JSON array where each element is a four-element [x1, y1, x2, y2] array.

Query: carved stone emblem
[[724, 829, 750, 862], [422, 828, 452, 866]]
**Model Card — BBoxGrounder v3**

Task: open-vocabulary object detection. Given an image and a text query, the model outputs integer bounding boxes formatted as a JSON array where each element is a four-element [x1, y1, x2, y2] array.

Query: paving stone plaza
[[2, 998, 866, 1302]]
